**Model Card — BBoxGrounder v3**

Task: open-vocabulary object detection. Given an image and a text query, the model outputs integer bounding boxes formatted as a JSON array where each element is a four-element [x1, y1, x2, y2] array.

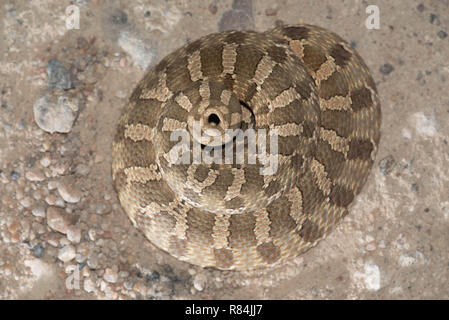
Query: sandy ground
[[0, 0, 448, 299]]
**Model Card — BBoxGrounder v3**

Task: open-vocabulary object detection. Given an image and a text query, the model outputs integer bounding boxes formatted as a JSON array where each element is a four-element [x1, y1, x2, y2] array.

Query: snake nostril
[[208, 113, 220, 125]]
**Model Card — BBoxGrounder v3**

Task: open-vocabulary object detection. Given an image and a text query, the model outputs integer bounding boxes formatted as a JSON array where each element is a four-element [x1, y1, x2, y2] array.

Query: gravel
[[46, 206, 73, 234], [57, 179, 82, 203], [47, 59, 74, 90], [33, 94, 79, 133], [58, 245, 76, 262]]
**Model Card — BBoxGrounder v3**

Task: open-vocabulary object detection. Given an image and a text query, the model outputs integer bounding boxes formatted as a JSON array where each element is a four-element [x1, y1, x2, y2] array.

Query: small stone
[[94, 201, 111, 215], [58, 245, 76, 262], [66, 225, 82, 243], [75, 163, 90, 176], [265, 8, 277, 16], [33, 243, 45, 258], [57, 180, 82, 203], [10, 170, 20, 180], [146, 270, 160, 282], [379, 63, 394, 75], [25, 168, 46, 182], [208, 3, 217, 14], [94, 154, 104, 163], [33, 94, 79, 133], [40, 155, 52, 167], [354, 263, 381, 291], [365, 242, 377, 251], [45, 194, 65, 207], [378, 155, 395, 176], [144, 10, 151, 17], [83, 278, 96, 293], [193, 272, 207, 291], [31, 205, 46, 218], [124, 281, 134, 290], [399, 254, 416, 267], [133, 282, 147, 296], [417, 4, 425, 12], [88, 229, 97, 241], [47, 181, 58, 191], [104, 268, 118, 283], [430, 13, 440, 26], [110, 8, 128, 25], [47, 59, 73, 90], [76, 36, 89, 50], [19, 197, 33, 208], [46, 206, 72, 234], [87, 253, 99, 269], [437, 30, 447, 39]]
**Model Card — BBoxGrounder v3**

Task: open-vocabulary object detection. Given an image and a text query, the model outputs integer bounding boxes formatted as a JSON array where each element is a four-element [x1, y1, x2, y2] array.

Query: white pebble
[[354, 263, 381, 291], [83, 278, 96, 293], [58, 245, 76, 262], [66, 225, 82, 243], [57, 180, 82, 203], [193, 273, 207, 291], [104, 268, 118, 283], [25, 168, 46, 182]]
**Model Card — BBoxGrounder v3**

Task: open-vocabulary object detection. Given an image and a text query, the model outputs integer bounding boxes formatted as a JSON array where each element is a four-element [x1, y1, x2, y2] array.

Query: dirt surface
[[0, 0, 448, 299]]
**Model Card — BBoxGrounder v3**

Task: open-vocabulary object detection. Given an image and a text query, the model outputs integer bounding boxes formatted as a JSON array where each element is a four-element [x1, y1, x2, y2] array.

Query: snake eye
[[208, 113, 220, 125]]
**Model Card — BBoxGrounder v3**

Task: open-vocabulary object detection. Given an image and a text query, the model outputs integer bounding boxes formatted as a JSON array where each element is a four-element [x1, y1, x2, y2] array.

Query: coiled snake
[[112, 25, 381, 270]]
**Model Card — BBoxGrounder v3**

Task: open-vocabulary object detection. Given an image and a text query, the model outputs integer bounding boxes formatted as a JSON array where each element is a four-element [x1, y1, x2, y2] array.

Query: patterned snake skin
[[112, 25, 381, 270]]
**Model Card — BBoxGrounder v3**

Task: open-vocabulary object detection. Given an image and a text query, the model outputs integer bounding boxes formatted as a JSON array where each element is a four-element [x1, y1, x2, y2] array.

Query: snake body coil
[[112, 25, 381, 270]]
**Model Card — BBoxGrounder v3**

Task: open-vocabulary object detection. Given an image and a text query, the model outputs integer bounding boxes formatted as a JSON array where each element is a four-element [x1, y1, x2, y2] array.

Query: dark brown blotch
[[321, 109, 353, 137], [185, 39, 203, 55], [194, 166, 211, 183], [328, 184, 355, 207], [225, 31, 247, 44], [302, 45, 327, 72], [297, 218, 324, 243], [228, 214, 257, 249], [222, 73, 234, 89], [319, 71, 349, 99], [261, 64, 293, 99], [214, 248, 234, 269], [226, 196, 243, 210], [350, 87, 373, 112], [257, 242, 281, 264], [315, 138, 346, 180], [234, 45, 264, 79], [297, 172, 327, 216], [329, 44, 352, 67], [267, 197, 297, 238], [186, 208, 215, 246], [200, 43, 224, 77], [347, 139, 374, 160], [282, 26, 309, 40], [166, 55, 192, 93], [295, 78, 312, 100], [244, 82, 258, 102], [154, 57, 169, 74], [266, 45, 287, 64]]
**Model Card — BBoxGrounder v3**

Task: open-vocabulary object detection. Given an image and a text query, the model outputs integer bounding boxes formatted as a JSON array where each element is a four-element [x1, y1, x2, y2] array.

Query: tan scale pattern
[[112, 25, 381, 270]]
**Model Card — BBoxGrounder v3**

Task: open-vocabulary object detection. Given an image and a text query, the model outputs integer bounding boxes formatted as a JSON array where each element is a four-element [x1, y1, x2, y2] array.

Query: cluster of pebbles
[[0, 33, 228, 299]]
